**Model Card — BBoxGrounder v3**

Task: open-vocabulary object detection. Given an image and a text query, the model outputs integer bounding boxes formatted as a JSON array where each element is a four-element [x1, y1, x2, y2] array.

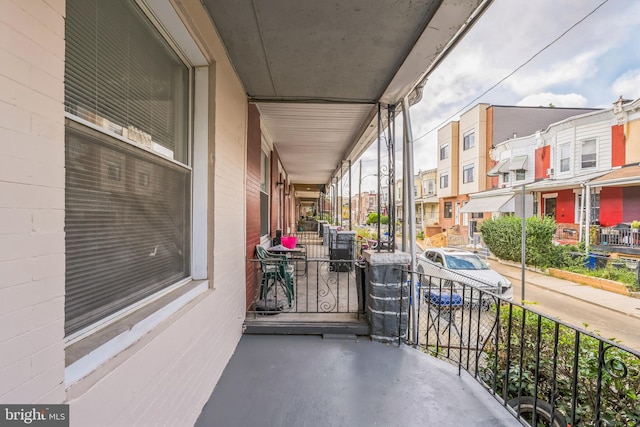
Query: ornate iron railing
[[405, 268, 640, 427]]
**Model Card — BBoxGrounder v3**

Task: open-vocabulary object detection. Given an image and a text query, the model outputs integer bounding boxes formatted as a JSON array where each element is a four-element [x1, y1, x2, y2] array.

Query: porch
[[196, 335, 521, 427]]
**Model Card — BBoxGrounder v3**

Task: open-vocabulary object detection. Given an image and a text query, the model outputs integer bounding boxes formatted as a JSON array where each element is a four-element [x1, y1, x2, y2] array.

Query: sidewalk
[[490, 260, 640, 320]]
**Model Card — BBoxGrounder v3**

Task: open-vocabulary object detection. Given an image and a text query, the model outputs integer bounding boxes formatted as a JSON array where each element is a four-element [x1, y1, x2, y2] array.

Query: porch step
[[243, 319, 369, 336]]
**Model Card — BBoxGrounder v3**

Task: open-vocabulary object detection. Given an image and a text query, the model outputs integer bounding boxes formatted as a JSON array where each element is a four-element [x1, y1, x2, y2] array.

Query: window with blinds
[[64, 0, 191, 336]]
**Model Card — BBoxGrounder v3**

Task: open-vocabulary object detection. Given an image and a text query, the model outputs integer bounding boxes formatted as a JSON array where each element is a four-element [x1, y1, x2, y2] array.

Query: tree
[[366, 212, 389, 225]]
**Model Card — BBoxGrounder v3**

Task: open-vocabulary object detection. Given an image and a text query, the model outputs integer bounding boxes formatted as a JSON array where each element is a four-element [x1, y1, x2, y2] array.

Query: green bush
[[366, 212, 389, 225], [483, 307, 640, 426], [480, 215, 563, 268]]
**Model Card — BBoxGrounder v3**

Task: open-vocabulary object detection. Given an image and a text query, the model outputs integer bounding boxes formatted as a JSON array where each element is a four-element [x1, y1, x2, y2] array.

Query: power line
[[412, 0, 610, 144]]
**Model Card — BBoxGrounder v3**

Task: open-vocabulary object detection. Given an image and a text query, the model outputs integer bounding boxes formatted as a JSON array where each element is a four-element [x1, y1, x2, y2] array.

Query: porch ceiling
[[202, 0, 490, 187]]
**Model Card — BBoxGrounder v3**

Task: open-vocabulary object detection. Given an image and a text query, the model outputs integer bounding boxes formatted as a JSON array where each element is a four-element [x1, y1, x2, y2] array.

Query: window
[[581, 139, 596, 169], [440, 143, 449, 160], [560, 143, 571, 172], [444, 202, 452, 218], [463, 164, 474, 184], [260, 149, 270, 236], [422, 182, 427, 195], [428, 180, 435, 194], [463, 132, 475, 150], [503, 172, 509, 183], [515, 169, 526, 181], [64, 0, 191, 336], [414, 185, 417, 197], [440, 173, 449, 189], [472, 212, 483, 219], [577, 193, 600, 223]]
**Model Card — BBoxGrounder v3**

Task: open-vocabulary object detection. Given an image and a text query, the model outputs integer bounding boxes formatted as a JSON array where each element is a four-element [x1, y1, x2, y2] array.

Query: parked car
[[416, 247, 513, 304]]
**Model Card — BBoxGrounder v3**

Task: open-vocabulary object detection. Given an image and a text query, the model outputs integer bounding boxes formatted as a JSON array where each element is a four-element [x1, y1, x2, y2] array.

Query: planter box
[[548, 268, 631, 296]]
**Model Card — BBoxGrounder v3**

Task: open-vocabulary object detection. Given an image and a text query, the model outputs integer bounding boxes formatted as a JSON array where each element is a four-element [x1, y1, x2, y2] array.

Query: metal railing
[[247, 258, 364, 316], [597, 226, 640, 249], [404, 267, 640, 427]]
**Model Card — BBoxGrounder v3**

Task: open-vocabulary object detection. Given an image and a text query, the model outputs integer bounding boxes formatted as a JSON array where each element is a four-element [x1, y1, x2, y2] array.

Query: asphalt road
[[508, 275, 640, 351]]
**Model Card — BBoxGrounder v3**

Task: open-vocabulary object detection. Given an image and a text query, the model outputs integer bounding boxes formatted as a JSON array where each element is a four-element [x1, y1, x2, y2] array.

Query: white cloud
[[515, 92, 588, 108], [612, 69, 640, 99]]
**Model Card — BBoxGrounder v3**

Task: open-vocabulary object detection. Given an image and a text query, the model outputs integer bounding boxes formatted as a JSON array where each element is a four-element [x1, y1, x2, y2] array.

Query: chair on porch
[[255, 245, 295, 307], [425, 288, 463, 345]]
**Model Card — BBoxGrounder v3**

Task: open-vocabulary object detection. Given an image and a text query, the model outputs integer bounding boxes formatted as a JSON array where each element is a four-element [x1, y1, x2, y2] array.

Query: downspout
[[585, 184, 591, 252], [578, 184, 586, 242], [402, 96, 418, 344]]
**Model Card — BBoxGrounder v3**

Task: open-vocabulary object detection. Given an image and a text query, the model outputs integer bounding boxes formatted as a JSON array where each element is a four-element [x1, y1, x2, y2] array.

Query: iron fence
[[405, 267, 640, 427], [247, 258, 363, 316]]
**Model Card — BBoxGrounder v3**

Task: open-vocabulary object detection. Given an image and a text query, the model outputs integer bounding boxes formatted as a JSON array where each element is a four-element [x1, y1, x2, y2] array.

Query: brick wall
[[0, 0, 66, 404]]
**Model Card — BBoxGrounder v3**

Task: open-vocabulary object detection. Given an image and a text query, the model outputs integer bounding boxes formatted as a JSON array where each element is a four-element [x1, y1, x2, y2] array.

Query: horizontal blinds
[[65, 0, 189, 164], [65, 124, 190, 335]]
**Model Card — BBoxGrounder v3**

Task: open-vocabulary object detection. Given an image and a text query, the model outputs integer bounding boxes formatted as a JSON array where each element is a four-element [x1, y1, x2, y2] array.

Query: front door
[[545, 198, 557, 219]]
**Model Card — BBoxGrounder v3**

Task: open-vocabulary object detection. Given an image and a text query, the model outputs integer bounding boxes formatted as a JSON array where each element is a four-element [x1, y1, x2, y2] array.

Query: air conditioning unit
[[546, 168, 554, 177]]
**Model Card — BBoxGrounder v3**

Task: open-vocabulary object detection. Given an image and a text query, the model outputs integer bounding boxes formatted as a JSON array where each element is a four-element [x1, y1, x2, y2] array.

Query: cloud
[[612, 69, 640, 99], [515, 92, 588, 108]]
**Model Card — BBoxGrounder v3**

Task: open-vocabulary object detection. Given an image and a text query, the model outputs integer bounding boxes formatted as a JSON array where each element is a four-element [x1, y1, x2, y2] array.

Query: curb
[[494, 259, 640, 320]]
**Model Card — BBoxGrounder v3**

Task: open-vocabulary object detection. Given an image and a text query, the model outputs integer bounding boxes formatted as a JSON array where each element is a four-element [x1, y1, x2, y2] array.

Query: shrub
[[483, 307, 640, 426], [366, 212, 389, 225], [480, 215, 563, 268]]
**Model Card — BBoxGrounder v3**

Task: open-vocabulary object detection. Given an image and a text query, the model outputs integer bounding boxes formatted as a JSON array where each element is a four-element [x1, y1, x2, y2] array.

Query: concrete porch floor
[[195, 335, 521, 426]]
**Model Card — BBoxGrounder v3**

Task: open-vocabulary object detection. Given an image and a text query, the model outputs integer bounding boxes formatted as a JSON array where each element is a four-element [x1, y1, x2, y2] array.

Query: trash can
[[585, 252, 609, 270]]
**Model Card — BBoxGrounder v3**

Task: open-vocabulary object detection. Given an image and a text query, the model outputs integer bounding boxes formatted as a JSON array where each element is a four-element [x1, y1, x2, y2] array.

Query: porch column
[[362, 250, 411, 344]]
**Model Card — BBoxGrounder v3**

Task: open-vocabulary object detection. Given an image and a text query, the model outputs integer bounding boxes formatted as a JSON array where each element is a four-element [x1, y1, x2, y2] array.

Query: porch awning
[[460, 194, 514, 213], [508, 155, 528, 170], [487, 159, 509, 176]]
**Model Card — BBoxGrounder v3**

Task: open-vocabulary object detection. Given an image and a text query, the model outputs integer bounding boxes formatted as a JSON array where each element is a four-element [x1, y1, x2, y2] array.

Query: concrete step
[[243, 319, 369, 336]]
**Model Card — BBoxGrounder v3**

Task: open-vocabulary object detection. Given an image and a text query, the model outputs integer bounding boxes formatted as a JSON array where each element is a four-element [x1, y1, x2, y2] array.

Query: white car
[[416, 247, 513, 304]]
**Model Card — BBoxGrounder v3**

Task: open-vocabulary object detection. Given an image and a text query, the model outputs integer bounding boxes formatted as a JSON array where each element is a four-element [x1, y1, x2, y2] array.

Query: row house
[[468, 96, 640, 255], [437, 103, 597, 239], [351, 191, 378, 226], [396, 170, 439, 234]]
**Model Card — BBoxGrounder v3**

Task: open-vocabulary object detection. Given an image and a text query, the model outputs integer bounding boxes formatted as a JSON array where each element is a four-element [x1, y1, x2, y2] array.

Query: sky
[[355, 0, 640, 191]]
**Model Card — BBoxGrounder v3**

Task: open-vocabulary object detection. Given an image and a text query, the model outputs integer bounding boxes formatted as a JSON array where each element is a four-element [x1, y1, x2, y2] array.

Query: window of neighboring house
[[428, 180, 435, 194], [472, 212, 483, 219], [260, 149, 270, 236], [463, 132, 475, 150], [422, 182, 427, 195], [503, 172, 510, 183], [463, 164, 474, 184], [577, 193, 600, 223], [515, 169, 526, 181], [581, 139, 596, 169], [440, 173, 449, 189], [440, 143, 449, 160], [444, 202, 452, 218], [560, 143, 571, 172], [64, 0, 191, 337], [414, 185, 418, 197]]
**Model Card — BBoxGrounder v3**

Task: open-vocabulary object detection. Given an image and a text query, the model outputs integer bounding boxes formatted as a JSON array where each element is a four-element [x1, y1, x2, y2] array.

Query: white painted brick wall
[[0, 0, 65, 404]]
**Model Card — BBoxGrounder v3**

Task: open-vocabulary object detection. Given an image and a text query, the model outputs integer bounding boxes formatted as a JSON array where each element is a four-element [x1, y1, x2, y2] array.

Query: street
[[494, 265, 640, 351]]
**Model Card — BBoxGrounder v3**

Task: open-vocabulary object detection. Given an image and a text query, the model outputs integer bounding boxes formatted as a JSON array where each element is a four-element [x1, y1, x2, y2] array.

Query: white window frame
[[463, 131, 475, 150], [440, 173, 449, 189], [559, 143, 571, 173], [463, 164, 474, 184], [440, 143, 449, 160], [581, 139, 597, 169]]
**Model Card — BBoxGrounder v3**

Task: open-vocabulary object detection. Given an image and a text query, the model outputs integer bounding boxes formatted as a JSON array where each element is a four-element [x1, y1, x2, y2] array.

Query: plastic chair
[[255, 245, 294, 306]]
